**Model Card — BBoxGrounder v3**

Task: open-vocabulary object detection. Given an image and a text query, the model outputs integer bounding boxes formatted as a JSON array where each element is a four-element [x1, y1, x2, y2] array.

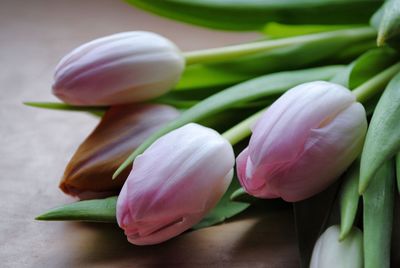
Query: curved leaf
[[360, 71, 400, 193], [349, 48, 399, 89], [36, 196, 117, 222], [376, 0, 400, 46], [339, 160, 360, 240], [363, 161, 395, 268], [24, 102, 105, 116], [127, 0, 382, 31], [263, 22, 355, 38], [36, 179, 251, 230], [114, 65, 344, 177], [330, 47, 399, 88]]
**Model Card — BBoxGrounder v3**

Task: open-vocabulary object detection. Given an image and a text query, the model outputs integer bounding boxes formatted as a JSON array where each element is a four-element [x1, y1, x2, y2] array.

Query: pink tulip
[[117, 123, 234, 245], [53, 31, 185, 106], [237, 81, 367, 202]]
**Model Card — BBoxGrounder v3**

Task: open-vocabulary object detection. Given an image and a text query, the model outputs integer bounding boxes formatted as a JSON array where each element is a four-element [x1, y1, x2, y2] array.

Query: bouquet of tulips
[[29, 1, 400, 267]]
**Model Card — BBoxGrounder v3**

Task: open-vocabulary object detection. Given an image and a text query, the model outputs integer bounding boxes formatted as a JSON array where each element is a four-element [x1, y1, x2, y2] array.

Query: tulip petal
[[237, 81, 367, 201], [53, 31, 184, 106], [60, 104, 179, 199], [117, 123, 235, 245]]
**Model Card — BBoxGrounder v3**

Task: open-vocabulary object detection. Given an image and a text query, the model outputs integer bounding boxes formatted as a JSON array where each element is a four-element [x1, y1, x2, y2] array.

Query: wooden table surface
[[0, 1, 299, 267]]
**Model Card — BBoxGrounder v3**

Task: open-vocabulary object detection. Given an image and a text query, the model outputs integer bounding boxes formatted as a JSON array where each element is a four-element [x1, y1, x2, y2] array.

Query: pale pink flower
[[53, 31, 184, 106], [117, 123, 234, 245], [237, 81, 367, 202]]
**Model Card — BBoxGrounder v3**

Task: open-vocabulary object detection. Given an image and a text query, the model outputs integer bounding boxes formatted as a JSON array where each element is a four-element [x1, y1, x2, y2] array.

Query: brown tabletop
[[0, 1, 299, 267]]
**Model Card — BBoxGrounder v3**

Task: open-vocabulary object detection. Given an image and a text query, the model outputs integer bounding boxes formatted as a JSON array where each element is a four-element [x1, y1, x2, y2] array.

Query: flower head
[[237, 81, 367, 202], [117, 123, 234, 245], [53, 31, 185, 106]]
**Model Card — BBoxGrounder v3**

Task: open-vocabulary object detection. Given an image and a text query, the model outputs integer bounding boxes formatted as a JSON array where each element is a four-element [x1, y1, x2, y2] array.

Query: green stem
[[222, 109, 266, 145], [353, 62, 400, 103], [183, 27, 375, 65]]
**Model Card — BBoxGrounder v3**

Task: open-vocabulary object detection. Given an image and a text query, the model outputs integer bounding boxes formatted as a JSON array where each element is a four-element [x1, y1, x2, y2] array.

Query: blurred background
[[0, 1, 298, 267]]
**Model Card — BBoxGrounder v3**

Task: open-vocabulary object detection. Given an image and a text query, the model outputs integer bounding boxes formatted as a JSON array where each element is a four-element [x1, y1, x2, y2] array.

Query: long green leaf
[[24, 102, 105, 116], [210, 34, 374, 76], [176, 32, 375, 92], [127, 0, 381, 31], [363, 160, 395, 268], [36, 196, 117, 222], [376, 0, 400, 46], [359, 71, 400, 193], [396, 153, 400, 193], [339, 160, 360, 240], [36, 179, 250, 229], [263, 22, 356, 38], [330, 47, 399, 88], [348, 48, 399, 89], [114, 65, 344, 178]]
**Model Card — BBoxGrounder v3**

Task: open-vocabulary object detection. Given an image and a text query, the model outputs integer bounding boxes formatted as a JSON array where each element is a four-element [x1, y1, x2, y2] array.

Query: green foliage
[[339, 160, 360, 240], [376, 0, 400, 46], [363, 161, 395, 268], [114, 65, 344, 178], [24, 102, 105, 116], [36, 196, 117, 222], [127, 0, 381, 31], [331, 47, 399, 89], [36, 179, 250, 230], [360, 72, 400, 193]]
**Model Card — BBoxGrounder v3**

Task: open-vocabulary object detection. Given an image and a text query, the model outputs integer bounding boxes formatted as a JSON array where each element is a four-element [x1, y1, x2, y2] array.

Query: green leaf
[[359, 71, 400, 193], [175, 64, 254, 91], [230, 188, 259, 203], [126, 0, 381, 31], [376, 0, 400, 46], [192, 178, 250, 229], [330, 47, 399, 89], [24, 102, 105, 116], [396, 153, 400, 193], [36, 180, 250, 230], [339, 160, 361, 240], [363, 160, 395, 268], [35, 196, 117, 222], [175, 31, 375, 92], [263, 22, 355, 38], [210, 33, 374, 77], [348, 48, 399, 89], [114, 65, 344, 178], [293, 182, 341, 268]]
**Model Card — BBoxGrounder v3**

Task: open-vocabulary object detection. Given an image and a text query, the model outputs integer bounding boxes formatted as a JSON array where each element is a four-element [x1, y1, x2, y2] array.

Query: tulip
[[310, 225, 363, 268], [237, 81, 367, 202], [60, 104, 179, 199], [52, 31, 185, 106], [117, 123, 235, 245]]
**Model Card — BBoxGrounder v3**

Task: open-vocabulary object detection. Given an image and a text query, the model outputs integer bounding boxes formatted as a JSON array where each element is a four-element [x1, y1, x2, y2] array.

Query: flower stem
[[183, 27, 376, 65], [222, 109, 266, 145], [353, 62, 400, 103]]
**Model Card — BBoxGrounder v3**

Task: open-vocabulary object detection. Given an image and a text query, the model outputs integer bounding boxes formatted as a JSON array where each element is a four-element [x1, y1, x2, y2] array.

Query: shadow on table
[[60, 204, 298, 267]]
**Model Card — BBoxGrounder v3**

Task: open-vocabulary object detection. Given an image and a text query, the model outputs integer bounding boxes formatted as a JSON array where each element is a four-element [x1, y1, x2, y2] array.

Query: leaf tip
[[377, 34, 386, 47]]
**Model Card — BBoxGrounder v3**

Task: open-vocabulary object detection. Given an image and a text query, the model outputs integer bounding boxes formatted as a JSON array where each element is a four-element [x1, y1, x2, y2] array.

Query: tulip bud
[[237, 81, 367, 202], [117, 123, 235, 245], [310, 225, 363, 268], [60, 104, 179, 199], [53, 31, 185, 106]]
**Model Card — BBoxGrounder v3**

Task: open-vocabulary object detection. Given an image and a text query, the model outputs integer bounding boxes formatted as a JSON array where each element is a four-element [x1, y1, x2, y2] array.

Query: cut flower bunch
[[28, 0, 400, 266]]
